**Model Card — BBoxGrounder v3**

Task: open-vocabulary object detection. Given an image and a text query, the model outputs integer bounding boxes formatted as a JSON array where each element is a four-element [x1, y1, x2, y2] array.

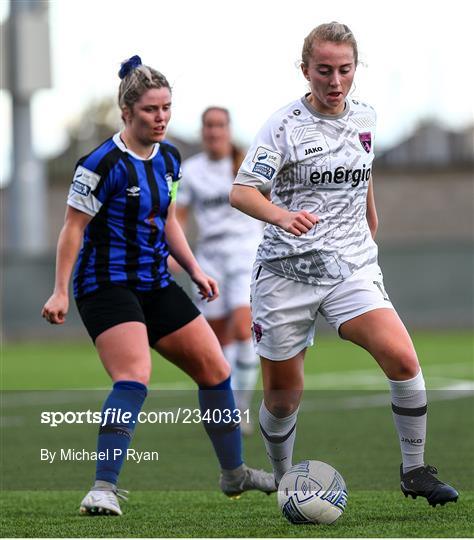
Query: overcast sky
[[1, 0, 473, 183]]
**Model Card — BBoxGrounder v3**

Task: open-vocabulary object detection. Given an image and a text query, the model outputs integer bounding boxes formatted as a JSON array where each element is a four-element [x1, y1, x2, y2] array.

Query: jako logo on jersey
[[72, 180, 91, 197], [359, 132, 372, 153], [304, 146, 323, 156], [126, 186, 141, 197], [257, 152, 268, 161], [310, 164, 371, 187]]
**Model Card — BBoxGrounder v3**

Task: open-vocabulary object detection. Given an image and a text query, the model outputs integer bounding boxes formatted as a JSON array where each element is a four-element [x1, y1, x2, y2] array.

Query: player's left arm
[[366, 178, 378, 239], [167, 205, 189, 274], [165, 202, 219, 301]]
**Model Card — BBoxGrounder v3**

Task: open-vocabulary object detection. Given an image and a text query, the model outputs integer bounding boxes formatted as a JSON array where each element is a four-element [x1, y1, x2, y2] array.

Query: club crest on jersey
[[359, 132, 372, 153], [253, 322, 263, 343]]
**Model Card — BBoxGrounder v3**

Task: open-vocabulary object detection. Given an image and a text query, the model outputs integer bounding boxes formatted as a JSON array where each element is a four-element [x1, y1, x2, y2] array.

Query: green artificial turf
[[0, 490, 472, 538], [1, 331, 472, 537]]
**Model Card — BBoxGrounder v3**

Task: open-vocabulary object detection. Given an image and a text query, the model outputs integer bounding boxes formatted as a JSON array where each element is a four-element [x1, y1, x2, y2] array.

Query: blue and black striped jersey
[[67, 133, 182, 298]]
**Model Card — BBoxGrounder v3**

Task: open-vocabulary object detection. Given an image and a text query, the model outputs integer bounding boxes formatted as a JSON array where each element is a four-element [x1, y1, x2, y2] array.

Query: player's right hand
[[41, 293, 69, 325], [189, 268, 220, 303], [278, 210, 319, 236]]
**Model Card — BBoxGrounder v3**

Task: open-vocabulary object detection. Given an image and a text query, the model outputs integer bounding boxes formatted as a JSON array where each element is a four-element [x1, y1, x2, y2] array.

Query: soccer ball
[[278, 460, 348, 525]]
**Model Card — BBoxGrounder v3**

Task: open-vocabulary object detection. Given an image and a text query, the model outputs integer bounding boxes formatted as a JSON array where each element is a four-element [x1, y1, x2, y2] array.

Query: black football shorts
[[76, 283, 201, 346]]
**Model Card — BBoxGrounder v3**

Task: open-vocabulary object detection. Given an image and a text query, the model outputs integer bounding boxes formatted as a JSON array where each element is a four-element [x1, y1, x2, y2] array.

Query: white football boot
[[79, 481, 128, 516], [220, 464, 277, 498]]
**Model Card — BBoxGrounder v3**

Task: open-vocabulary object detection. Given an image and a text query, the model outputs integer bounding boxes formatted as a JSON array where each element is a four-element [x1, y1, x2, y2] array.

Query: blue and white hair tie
[[119, 55, 142, 79]]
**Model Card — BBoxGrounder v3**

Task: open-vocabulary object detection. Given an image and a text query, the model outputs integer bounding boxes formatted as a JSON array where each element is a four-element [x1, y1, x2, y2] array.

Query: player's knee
[[231, 307, 252, 341], [392, 362, 419, 380], [194, 356, 231, 387], [266, 401, 299, 418], [386, 349, 419, 380], [112, 367, 151, 386], [265, 391, 301, 418], [234, 324, 252, 342]]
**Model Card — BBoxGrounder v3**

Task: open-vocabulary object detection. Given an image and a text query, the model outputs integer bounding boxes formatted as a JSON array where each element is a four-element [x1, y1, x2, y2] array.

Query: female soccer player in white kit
[[230, 22, 458, 507], [176, 107, 263, 433]]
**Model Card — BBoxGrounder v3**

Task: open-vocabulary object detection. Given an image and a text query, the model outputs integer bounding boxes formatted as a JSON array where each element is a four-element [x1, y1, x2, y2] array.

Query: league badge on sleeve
[[68, 165, 103, 216], [358, 132, 372, 153], [72, 180, 91, 197], [251, 146, 283, 181], [71, 166, 101, 195]]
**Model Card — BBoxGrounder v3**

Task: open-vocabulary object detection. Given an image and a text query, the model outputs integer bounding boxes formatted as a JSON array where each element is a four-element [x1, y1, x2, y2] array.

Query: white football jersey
[[234, 95, 378, 285], [178, 152, 263, 252]]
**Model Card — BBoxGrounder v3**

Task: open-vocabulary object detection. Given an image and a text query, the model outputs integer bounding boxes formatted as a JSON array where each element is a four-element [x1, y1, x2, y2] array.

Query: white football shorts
[[195, 245, 257, 319], [250, 262, 394, 361]]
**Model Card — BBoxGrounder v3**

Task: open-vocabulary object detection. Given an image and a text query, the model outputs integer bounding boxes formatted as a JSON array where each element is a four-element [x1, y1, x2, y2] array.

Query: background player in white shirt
[[176, 107, 263, 433], [230, 22, 458, 507]]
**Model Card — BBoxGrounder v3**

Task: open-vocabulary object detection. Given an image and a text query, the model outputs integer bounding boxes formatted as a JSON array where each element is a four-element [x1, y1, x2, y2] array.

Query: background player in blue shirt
[[42, 55, 275, 516]]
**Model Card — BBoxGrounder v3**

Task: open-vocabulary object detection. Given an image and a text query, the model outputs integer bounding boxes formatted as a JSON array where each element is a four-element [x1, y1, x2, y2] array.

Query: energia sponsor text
[[281, 163, 372, 187]]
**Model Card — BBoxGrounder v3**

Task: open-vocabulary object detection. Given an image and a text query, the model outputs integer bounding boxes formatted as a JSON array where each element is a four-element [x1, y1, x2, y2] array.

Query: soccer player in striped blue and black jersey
[[42, 55, 276, 516]]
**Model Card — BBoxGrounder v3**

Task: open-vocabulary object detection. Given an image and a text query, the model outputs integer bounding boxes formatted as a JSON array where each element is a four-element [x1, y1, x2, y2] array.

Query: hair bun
[[119, 55, 142, 79]]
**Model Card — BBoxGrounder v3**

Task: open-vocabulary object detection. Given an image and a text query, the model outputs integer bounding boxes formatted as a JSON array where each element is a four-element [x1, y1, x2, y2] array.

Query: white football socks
[[388, 369, 427, 473], [231, 339, 260, 413], [259, 401, 299, 483]]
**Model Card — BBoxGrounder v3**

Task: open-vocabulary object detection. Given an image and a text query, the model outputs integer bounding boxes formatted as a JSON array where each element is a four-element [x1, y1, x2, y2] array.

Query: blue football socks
[[96, 380, 147, 484], [198, 376, 243, 470]]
